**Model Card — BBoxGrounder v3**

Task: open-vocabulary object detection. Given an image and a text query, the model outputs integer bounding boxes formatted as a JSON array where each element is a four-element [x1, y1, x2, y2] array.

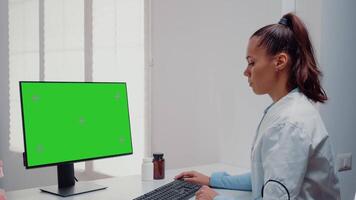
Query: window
[[9, 0, 145, 177]]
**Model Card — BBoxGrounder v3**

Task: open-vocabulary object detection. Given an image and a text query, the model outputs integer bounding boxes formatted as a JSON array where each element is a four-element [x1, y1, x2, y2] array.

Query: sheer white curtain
[[9, 0, 145, 177], [44, 0, 84, 81], [9, 0, 39, 153], [92, 0, 144, 176]]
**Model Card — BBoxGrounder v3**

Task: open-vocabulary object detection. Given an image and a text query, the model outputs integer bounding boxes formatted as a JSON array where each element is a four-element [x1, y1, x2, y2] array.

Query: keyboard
[[133, 179, 202, 200]]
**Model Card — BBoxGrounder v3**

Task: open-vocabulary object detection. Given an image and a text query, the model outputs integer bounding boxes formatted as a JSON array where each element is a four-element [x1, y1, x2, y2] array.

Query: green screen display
[[20, 82, 133, 168]]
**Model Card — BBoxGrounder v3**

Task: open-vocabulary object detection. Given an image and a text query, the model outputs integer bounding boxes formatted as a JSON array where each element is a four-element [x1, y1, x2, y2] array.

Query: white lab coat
[[250, 88, 340, 200]]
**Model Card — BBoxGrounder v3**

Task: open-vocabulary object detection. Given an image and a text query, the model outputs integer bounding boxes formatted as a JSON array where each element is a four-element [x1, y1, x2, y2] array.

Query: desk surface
[[6, 163, 252, 200]]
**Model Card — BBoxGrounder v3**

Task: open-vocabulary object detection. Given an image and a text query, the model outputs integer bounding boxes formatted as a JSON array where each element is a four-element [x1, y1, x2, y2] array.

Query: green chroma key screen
[[20, 82, 133, 168]]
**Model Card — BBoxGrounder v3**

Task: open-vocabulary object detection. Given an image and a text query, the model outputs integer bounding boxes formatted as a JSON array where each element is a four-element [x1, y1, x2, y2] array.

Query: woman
[[175, 13, 340, 200]]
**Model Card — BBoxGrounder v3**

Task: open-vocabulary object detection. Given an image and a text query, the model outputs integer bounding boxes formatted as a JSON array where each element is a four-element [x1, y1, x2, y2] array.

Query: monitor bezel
[[19, 81, 134, 169]]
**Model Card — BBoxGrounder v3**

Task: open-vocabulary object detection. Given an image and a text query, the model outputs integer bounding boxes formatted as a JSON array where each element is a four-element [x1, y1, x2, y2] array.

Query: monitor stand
[[40, 163, 107, 197]]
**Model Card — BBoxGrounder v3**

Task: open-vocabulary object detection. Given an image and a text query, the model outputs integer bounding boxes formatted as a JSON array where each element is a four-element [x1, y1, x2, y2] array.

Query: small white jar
[[141, 157, 153, 181]]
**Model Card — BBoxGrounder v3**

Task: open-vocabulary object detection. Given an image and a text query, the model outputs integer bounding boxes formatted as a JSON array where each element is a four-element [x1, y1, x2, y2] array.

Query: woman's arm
[[260, 122, 310, 199], [210, 172, 252, 191]]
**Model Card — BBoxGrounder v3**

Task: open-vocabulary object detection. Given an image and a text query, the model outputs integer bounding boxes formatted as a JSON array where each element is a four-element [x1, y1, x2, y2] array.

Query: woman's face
[[244, 36, 278, 95]]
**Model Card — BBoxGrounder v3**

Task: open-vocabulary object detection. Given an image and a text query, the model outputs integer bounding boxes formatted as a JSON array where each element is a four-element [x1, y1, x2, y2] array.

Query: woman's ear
[[274, 52, 288, 71]]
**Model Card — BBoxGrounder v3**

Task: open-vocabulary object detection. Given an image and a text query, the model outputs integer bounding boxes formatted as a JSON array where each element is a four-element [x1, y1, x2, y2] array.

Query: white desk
[[6, 163, 252, 200]]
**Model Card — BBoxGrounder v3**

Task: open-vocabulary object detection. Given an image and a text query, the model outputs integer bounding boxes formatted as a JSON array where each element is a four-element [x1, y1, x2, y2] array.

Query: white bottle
[[141, 157, 153, 181]]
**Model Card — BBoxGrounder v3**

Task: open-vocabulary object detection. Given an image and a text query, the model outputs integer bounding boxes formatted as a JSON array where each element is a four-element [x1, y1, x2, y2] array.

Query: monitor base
[[40, 182, 107, 197]]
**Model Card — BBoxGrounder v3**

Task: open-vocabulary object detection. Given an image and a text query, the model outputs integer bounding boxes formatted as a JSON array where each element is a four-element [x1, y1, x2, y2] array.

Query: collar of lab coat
[[264, 87, 300, 116], [251, 87, 301, 159]]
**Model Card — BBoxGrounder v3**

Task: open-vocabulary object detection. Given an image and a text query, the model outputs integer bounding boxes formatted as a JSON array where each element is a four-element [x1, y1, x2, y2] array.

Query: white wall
[[151, 0, 280, 169], [319, 0, 356, 199], [296, 0, 322, 61]]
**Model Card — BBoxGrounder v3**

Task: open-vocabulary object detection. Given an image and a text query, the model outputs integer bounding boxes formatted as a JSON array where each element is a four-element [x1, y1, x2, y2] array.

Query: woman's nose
[[244, 66, 250, 77]]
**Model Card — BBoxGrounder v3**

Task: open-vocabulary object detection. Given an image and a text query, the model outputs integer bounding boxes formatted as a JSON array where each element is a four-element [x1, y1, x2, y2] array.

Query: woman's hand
[[195, 185, 218, 200], [175, 170, 211, 185]]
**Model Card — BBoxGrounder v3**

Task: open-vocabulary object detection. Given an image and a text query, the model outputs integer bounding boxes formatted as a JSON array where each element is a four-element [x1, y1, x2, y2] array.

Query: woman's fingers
[[196, 185, 207, 194], [195, 189, 203, 199], [174, 172, 184, 179], [175, 171, 196, 179], [182, 177, 197, 183], [175, 171, 210, 185], [195, 186, 209, 200]]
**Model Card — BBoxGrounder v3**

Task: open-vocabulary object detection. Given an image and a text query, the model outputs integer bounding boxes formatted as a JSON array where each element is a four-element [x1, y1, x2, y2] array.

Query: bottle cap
[[153, 153, 164, 160]]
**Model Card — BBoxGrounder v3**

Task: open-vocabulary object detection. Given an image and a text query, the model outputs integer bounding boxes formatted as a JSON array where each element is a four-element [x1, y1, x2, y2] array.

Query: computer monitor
[[20, 81, 133, 197]]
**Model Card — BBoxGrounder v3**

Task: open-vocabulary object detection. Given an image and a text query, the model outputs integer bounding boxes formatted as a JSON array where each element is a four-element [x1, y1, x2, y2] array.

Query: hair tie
[[278, 17, 289, 27]]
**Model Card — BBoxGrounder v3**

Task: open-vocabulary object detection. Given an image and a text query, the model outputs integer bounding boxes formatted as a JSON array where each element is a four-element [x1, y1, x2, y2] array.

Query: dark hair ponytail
[[251, 13, 327, 103]]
